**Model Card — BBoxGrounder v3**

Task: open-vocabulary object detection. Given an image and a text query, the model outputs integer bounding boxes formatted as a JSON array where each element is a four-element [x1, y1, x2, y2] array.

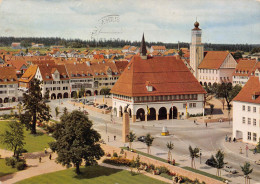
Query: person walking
[[114, 135, 116, 141], [240, 147, 242, 154], [108, 136, 109, 142], [254, 147, 257, 154], [49, 154, 52, 160], [246, 144, 249, 157], [39, 156, 42, 163], [225, 135, 228, 142], [205, 122, 207, 127], [229, 137, 231, 142], [194, 120, 195, 124], [44, 147, 47, 154]]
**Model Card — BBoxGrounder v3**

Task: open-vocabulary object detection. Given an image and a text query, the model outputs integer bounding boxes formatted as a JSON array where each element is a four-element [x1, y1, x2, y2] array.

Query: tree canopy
[[20, 79, 51, 134], [49, 110, 104, 174]]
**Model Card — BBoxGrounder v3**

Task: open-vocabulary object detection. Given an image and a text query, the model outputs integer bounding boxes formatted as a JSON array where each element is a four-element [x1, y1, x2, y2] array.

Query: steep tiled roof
[[19, 65, 38, 83], [111, 56, 206, 97], [233, 59, 258, 76], [38, 64, 69, 81], [122, 45, 130, 50], [65, 63, 92, 79], [151, 46, 166, 50], [198, 51, 229, 69], [6, 60, 27, 70], [115, 60, 128, 74], [0, 66, 18, 84], [233, 76, 260, 104]]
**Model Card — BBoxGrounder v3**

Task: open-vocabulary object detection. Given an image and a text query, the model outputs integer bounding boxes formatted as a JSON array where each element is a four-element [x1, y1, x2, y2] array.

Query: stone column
[[167, 113, 169, 120], [145, 114, 147, 122], [119, 111, 122, 117], [132, 115, 136, 123], [156, 113, 159, 121], [122, 112, 130, 143], [177, 112, 180, 120]]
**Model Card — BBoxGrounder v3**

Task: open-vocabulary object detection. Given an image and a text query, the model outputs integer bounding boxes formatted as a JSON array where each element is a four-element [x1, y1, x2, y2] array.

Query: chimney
[[140, 33, 147, 60]]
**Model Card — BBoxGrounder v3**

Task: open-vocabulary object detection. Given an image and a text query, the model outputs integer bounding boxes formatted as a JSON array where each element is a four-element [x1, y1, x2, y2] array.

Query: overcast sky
[[0, 0, 259, 44]]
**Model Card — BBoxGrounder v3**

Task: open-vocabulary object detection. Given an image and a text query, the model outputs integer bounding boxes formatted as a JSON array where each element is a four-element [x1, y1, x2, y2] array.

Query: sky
[[0, 0, 259, 44]]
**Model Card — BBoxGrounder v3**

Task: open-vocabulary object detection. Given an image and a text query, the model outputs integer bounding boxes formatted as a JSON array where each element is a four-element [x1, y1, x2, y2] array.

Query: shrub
[[157, 166, 169, 174], [16, 161, 27, 170], [113, 152, 118, 157], [5, 157, 17, 168], [103, 157, 132, 166]]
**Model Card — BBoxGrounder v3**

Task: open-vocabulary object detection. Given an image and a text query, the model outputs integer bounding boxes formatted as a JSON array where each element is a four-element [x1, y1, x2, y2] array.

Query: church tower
[[190, 21, 204, 79]]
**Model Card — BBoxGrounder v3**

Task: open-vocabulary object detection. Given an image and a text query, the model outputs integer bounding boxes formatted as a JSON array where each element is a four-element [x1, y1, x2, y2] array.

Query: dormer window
[[82, 74, 85, 76], [95, 73, 98, 75], [46, 75, 49, 79], [63, 75, 66, 78], [115, 72, 118, 75], [146, 86, 153, 92], [101, 72, 104, 75]]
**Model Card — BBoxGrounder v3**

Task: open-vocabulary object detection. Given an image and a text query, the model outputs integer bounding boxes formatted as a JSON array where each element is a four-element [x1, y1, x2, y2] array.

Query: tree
[[0, 121, 25, 159], [17, 103, 23, 117], [167, 141, 174, 162], [79, 87, 85, 98], [215, 83, 242, 110], [20, 40, 31, 48], [126, 131, 136, 150], [63, 107, 68, 116], [20, 79, 51, 134], [100, 87, 111, 97], [145, 133, 154, 154], [214, 150, 224, 176], [178, 49, 184, 57], [233, 51, 243, 59], [44, 89, 50, 101], [55, 107, 60, 118], [241, 162, 253, 184], [49, 110, 104, 174], [188, 145, 200, 169]]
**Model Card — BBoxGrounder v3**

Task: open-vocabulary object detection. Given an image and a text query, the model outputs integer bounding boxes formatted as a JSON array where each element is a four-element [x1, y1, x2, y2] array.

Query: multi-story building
[[150, 46, 166, 53], [111, 35, 206, 123], [0, 67, 18, 103], [232, 59, 259, 86], [198, 51, 237, 86], [233, 76, 260, 145]]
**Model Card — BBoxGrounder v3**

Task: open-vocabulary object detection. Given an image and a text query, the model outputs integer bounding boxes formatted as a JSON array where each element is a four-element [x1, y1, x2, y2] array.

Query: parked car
[[205, 156, 216, 168], [97, 104, 108, 109], [105, 106, 112, 111], [87, 102, 94, 106], [224, 165, 237, 174], [138, 136, 146, 142], [255, 160, 260, 165]]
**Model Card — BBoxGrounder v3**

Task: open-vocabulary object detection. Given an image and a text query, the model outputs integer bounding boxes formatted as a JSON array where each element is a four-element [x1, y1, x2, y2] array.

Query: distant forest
[[0, 36, 259, 52]]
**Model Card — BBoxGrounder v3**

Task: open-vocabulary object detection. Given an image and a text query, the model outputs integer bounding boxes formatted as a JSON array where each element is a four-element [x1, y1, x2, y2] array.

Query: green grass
[[121, 147, 179, 166], [16, 165, 167, 184], [50, 119, 60, 124], [160, 173, 173, 180], [0, 121, 54, 153], [0, 158, 18, 177], [182, 166, 228, 182]]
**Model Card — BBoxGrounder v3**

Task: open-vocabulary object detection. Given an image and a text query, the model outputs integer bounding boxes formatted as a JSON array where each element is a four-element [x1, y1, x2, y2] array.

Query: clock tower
[[190, 21, 204, 79]]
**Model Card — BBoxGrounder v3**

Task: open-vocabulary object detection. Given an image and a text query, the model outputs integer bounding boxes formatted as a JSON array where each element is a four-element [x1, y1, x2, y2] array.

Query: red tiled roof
[[65, 63, 92, 79], [19, 65, 38, 83], [122, 45, 130, 50], [38, 64, 69, 81], [198, 51, 230, 69], [151, 46, 166, 50], [0, 66, 18, 84], [233, 76, 260, 104], [111, 56, 206, 97], [233, 59, 258, 76]]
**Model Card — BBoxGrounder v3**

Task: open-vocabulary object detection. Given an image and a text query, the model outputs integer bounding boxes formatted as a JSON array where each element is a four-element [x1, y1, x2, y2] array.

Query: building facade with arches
[[111, 35, 206, 123]]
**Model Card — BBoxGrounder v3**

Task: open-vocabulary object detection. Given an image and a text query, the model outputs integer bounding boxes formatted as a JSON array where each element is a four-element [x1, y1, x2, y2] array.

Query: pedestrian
[[233, 137, 236, 143], [205, 122, 207, 127], [114, 135, 116, 141], [225, 135, 228, 142], [108, 136, 109, 142], [229, 137, 231, 142], [246, 144, 249, 157], [194, 120, 195, 124], [240, 147, 242, 154], [39, 156, 42, 163], [254, 147, 257, 154], [49, 154, 52, 160], [44, 147, 47, 154]]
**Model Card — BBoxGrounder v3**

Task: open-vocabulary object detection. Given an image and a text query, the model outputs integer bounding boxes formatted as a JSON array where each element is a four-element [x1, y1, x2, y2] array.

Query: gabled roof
[[19, 65, 38, 83], [233, 59, 258, 76], [233, 76, 260, 104], [38, 64, 69, 81], [65, 63, 92, 79], [0, 66, 18, 84], [111, 55, 206, 97], [198, 51, 230, 69], [151, 46, 166, 50]]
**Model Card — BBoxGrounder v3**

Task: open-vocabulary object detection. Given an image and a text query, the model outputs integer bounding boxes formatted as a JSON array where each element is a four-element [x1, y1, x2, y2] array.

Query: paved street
[[2, 97, 260, 184]]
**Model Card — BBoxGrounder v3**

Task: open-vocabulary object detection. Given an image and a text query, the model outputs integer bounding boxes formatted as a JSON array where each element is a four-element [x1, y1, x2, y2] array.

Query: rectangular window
[[253, 119, 256, 126], [248, 106, 251, 112], [57, 87, 60, 90], [193, 103, 196, 107], [242, 105, 245, 111], [53, 87, 56, 91], [248, 118, 251, 125], [253, 107, 256, 113], [242, 117, 245, 124], [253, 133, 257, 142], [183, 104, 186, 108], [189, 103, 192, 108], [248, 132, 251, 140]]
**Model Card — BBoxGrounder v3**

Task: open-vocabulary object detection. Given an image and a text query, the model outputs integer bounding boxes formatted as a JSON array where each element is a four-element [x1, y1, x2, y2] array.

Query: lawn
[[0, 158, 18, 177], [0, 121, 54, 153], [16, 165, 167, 184], [121, 147, 179, 166]]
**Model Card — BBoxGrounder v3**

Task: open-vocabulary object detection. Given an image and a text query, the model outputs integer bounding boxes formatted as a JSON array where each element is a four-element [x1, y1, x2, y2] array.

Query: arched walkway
[[204, 82, 207, 86], [127, 108, 132, 118], [71, 91, 77, 98], [51, 93, 56, 100], [136, 108, 145, 121], [57, 93, 62, 99], [113, 107, 117, 116], [200, 82, 202, 85], [147, 108, 156, 120], [119, 106, 123, 117], [86, 90, 92, 96], [208, 82, 212, 87], [158, 107, 167, 120], [63, 92, 68, 98], [0, 98, 2, 103], [4, 97, 9, 103], [12, 97, 16, 102], [94, 90, 98, 95], [169, 106, 178, 119]]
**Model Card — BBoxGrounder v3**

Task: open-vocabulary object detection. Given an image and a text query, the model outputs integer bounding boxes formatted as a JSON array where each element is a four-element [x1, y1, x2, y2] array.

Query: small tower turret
[[140, 33, 147, 59]]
